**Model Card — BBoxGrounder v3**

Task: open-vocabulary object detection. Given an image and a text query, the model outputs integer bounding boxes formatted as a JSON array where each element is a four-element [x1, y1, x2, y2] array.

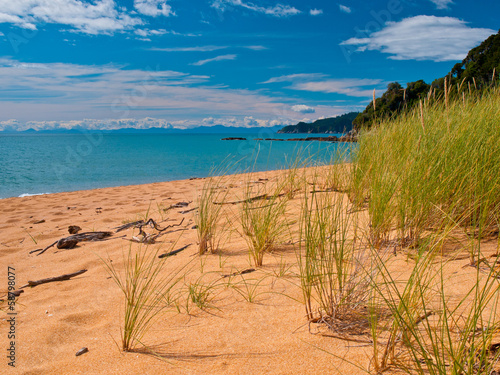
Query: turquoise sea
[[0, 132, 350, 199]]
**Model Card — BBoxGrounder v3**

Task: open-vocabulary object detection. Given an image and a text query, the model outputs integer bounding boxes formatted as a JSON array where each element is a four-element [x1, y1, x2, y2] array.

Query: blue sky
[[0, 0, 497, 130]]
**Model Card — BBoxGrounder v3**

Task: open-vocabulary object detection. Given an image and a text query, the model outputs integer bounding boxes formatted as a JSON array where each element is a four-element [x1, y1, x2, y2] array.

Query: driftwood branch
[[179, 207, 198, 214], [158, 243, 192, 258], [129, 218, 185, 244], [163, 201, 191, 211], [30, 241, 57, 255], [214, 193, 291, 205], [116, 218, 184, 235], [35, 232, 113, 256], [114, 220, 145, 232], [21, 269, 87, 288], [221, 268, 256, 278]]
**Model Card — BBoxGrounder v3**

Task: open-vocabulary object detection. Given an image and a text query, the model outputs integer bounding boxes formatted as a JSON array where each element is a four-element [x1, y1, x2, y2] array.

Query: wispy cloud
[[191, 54, 237, 66], [211, 0, 301, 17], [0, 58, 358, 130], [310, 9, 323, 16], [291, 104, 315, 113], [150, 45, 267, 52], [262, 73, 328, 84], [245, 45, 268, 50], [134, 28, 170, 37], [339, 4, 351, 14], [341, 16, 495, 62], [292, 79, 383, 97], [0, 0, 143, 34], [429, 0, 453, 9], [151, 45, 229, 52], [264, 74, 383, 98], [133, 0, 174, 17]]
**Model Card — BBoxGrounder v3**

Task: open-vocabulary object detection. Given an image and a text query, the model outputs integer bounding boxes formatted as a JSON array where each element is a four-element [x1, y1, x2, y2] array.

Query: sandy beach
[[0, 168, 497, 375], [0, 169, 358, 374]]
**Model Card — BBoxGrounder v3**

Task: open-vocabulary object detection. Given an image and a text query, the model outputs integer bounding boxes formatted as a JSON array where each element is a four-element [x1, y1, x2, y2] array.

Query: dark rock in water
[[68, 225, 82, 234], [264, 138, 285, 141], [286, 136, 339, 142], [221, 137, 246, 141]]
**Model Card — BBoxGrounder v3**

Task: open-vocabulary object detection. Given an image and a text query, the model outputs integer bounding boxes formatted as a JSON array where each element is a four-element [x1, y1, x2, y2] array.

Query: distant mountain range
[[0, 124, 284, 134], [0, 116, 360, 135]]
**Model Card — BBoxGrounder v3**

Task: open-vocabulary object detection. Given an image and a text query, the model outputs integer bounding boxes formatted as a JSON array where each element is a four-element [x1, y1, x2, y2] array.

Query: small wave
[[18, 192, 50, 198]]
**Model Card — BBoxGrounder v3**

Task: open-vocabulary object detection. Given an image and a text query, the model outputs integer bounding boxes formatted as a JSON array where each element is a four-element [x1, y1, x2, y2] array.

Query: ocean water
[[0, 132, 351, 199]]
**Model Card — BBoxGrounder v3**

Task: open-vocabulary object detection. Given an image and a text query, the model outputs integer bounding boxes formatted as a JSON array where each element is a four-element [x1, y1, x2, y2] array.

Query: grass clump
[[195, 175, 230, 255], [240, 177, 289, 267], [102, 244, 185, 352], [297, 172, 372, 335], [368, 242, 500, 374]]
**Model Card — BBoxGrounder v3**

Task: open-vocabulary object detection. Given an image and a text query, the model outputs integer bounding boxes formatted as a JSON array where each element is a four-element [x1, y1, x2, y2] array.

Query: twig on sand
[[163, 201, 192, 211], [128, 218, 185, 244], [214, 193, 289, 205], [179, 207, 198, 214], [115, 218, 183, 234], [20, 269, 87, 288], [221, 268, 256, 278], [158, 243, 192, 258]]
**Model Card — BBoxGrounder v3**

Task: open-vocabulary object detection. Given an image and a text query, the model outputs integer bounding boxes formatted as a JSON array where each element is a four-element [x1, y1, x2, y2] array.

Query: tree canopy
[[353, 30, 500, 130]]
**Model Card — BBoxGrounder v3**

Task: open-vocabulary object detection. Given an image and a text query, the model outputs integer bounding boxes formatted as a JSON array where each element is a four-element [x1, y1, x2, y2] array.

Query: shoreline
[[0, 164, 333, 201]]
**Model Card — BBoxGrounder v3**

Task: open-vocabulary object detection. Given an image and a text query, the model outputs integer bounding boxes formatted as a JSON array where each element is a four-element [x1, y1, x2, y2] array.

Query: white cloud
[[0, 58, 330, 129], [292, 79, 384, 98], [134, 0, 174, 17], [264, 73, 383, 98], [341, 16, 495, 62], [339, 5, 351, 14], [310, 9, 323, 16], [262, 73, 327, 84], [0, 0, 142, 34], [430, 0, 453, 9], [134, 28, 170, 37], [150, 45, 267, 52], [151, 45, 228, 52], [191, 54, 237, 66], [291, 104, 315, 113], [211, 0, 301, 17], [245, 45, 267, 50]]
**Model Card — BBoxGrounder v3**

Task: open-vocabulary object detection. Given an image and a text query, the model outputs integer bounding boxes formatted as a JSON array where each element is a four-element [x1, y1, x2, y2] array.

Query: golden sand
[[0, 170, 495, 374]]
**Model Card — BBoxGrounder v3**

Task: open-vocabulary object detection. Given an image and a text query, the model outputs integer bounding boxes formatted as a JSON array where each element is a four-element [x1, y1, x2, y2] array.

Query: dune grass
[[240, 176, 290, 267], [367, 239, 500, 374], [351, 87, 500, 254], [101, 244, 187, 352], [347, 84, 500, 373], [195, 175, 230, 255], [296, 168, 373, 336]]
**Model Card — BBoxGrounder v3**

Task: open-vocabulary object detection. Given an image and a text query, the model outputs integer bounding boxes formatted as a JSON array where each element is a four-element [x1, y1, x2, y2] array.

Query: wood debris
[[21, 269, 87, 288], [158, 243, 192, 258], [221, 268, 256, 278], [31, 232, 113, 256]]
